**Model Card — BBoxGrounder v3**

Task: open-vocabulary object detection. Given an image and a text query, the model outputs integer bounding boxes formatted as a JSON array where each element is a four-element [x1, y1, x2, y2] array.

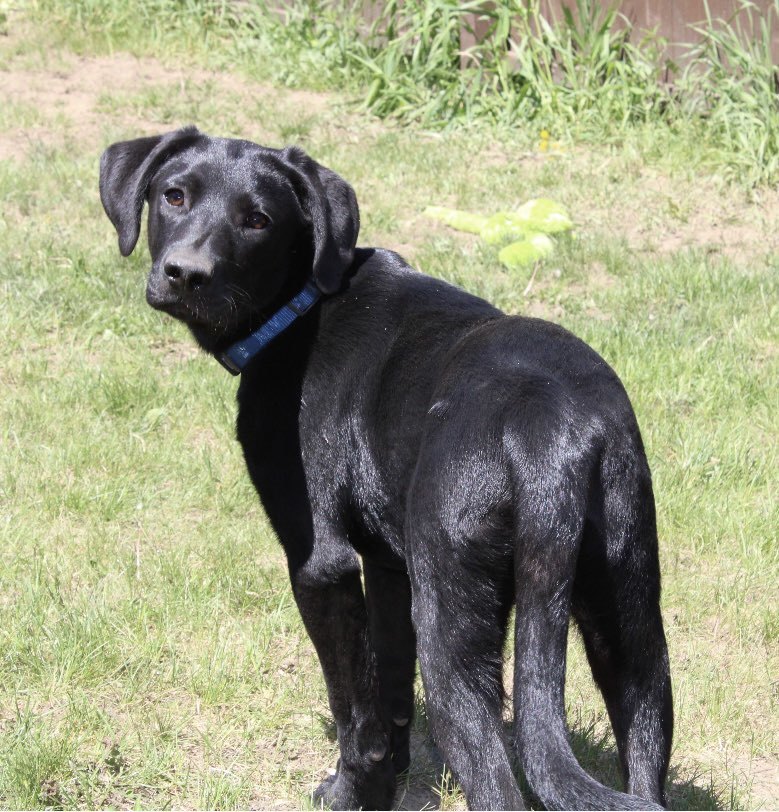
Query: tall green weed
[[350, 0, 670, 128], [680, 0, 779, 186]]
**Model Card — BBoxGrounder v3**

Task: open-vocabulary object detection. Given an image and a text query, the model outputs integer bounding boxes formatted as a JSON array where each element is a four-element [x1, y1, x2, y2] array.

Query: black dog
[[100, 127, 673, 811]]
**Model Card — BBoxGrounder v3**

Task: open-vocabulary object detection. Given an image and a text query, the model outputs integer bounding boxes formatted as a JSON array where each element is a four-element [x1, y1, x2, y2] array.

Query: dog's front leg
[[290, 538, 396, 811]]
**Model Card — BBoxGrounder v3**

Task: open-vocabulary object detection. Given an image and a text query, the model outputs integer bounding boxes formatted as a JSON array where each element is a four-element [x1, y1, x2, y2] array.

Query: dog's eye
[[245, 211, 269, 230], [164, 188, 185, 207]]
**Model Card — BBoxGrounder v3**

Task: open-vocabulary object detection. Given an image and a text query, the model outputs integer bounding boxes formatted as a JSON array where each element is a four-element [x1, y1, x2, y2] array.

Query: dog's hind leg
[[363, 561, 417, 773], [406, 441, 524, 810], [571, 445, 673, 807], [409, 558, 522, 810]]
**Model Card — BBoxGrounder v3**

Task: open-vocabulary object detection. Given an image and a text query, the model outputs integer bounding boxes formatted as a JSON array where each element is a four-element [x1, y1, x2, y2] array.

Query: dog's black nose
[[163, 252, 212, 293]]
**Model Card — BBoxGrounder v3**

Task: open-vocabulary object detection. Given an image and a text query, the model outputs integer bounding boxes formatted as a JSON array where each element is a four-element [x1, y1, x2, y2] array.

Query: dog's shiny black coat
[[100, 128, 673, 811]]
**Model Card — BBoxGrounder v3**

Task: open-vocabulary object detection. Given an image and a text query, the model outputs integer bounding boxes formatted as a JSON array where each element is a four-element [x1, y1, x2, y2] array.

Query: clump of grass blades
[[350, 0, 671, 129], [351, 0, 490, 123], [679, 0, 779, 186], [505, 0, 671, 127], [31, 0, 234, 49]]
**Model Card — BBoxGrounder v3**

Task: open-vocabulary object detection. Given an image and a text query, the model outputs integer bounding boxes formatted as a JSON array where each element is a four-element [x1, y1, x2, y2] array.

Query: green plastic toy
[[422, 207, 487, 235], [498, 233, 555, 267], [423, 199, 573, 270]]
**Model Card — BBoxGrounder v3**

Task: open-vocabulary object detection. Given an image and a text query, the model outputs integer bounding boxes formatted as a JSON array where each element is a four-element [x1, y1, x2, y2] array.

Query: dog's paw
[[312, 758, 395, 811], [312, 772, 340, 809]]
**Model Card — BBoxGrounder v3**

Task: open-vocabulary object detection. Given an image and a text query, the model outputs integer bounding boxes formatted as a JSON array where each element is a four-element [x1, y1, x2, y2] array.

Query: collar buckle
[[215, 352, 241, 376]]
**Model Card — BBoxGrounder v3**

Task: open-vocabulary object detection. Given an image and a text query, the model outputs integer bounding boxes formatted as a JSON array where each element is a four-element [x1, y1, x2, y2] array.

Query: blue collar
[[216, 280, 321, 375]]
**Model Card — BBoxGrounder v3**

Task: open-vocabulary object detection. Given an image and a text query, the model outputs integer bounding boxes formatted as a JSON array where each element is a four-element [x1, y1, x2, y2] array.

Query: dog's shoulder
[[333, 247, 502, 321]]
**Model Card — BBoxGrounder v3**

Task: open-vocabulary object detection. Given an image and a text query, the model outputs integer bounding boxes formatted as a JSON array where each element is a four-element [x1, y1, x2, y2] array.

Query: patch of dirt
[[0, 28, 333, 160], [1, 51, 173, 157], [739, 756, 779, 808], [690, 751, 779, 809], [569, 155, 779, 263]]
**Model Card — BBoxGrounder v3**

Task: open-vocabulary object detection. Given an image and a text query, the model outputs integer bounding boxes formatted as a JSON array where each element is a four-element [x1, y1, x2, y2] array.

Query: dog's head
[[99, 127, 359, 351]]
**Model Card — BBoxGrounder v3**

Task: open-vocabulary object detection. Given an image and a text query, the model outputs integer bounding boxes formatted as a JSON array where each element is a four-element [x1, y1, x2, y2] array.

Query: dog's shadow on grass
[[391, 718, 724, 811], [321, 706, 723, 811], [566, 725, 725, 812]]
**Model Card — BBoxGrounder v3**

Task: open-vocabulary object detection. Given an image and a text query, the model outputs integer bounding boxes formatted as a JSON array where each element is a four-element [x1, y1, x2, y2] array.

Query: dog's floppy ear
[[99, 126, 202, 256], [281, 147, 360, 295]]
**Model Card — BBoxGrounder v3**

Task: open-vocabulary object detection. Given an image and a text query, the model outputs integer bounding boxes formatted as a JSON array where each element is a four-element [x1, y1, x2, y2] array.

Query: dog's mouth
[[145, 286, 202, 322], [145, 278, 259, 336]]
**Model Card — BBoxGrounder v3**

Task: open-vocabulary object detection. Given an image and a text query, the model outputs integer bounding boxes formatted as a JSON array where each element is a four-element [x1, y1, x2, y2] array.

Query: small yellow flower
[[538, 130, 566, 155]]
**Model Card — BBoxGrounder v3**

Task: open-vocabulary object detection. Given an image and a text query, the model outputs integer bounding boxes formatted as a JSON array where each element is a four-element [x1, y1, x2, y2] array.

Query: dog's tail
[[508, 425, 665, 811], [512, 664, 662, 811]]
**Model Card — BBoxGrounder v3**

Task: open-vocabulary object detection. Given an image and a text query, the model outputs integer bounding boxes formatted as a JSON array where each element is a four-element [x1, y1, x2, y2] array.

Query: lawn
[[0, 5, 777, 810]]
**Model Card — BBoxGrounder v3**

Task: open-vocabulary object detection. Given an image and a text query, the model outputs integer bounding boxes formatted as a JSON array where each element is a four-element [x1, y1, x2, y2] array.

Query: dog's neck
[[214, 280, 321, 375], [186, 249, 374, 373], [185, 262, 316, 360]]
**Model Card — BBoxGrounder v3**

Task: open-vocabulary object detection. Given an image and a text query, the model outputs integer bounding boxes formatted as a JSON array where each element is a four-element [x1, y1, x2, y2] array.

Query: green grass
[[1, 5, 778, 810]]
